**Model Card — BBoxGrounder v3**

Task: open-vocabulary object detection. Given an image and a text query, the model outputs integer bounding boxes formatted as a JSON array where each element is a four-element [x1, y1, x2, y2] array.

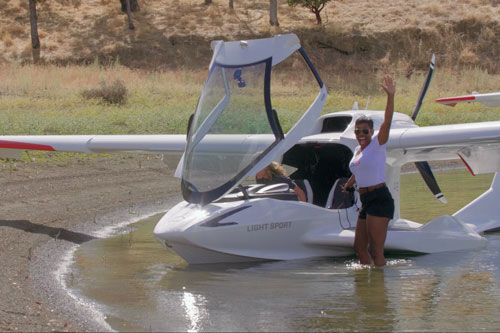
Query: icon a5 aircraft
[[2, 34, 500, 264]]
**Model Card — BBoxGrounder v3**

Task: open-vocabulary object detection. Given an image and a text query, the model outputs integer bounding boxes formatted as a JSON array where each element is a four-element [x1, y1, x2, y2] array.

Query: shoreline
[[0, 155, 182, 331], [31, 203, 176, 332]]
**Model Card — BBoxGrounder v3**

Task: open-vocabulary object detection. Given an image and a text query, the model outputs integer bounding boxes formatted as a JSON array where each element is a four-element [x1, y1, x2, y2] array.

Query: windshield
[[182, 59, 277, 204]]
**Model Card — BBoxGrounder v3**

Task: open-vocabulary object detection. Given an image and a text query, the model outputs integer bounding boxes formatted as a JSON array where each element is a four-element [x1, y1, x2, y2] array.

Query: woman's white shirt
[[349, 134, 386, 188]]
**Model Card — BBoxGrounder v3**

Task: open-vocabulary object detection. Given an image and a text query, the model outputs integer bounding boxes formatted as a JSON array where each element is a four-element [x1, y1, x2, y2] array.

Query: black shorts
[[359, 185, 394, 220]]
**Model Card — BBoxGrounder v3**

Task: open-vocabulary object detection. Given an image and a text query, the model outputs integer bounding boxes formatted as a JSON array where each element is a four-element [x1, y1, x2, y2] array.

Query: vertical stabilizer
[[453, 172, 500, 233]]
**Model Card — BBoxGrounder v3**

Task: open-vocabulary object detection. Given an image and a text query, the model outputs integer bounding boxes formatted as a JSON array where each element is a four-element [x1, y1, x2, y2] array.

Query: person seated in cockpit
[[256, 162, 307, 202]]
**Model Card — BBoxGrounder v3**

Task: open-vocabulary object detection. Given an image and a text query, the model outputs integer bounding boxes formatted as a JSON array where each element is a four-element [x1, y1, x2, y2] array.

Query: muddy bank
[[0, 155, 182, 331]]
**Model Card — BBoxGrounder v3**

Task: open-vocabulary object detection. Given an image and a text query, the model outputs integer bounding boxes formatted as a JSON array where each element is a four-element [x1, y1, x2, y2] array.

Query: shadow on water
[[0, 220, 96, 244]]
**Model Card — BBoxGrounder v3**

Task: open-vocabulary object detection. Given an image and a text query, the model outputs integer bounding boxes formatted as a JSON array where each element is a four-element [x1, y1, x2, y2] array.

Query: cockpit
[[212, 140, 354, 208], [284, 143, 353, 206], [180, 34, 334, 206]]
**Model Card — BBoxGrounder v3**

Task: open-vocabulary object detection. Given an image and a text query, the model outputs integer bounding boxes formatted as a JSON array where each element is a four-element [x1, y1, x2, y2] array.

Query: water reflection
[[181, 290, 206, 332], [397, 268, 440, 331], [353, 269, 393, 331], [296, 267, 394, 332], [69, 216, 500, 332], [393, 244, 500, 332]]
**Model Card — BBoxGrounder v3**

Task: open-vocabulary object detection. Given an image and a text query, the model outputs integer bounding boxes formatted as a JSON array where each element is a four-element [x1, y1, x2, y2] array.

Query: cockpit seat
[[294, 179, 313, 204], [325, 177, 354, 209]]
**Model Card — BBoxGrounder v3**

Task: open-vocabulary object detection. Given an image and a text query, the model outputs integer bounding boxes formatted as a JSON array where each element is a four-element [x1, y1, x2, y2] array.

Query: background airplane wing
[[0, 135, 187, 159], [388, 121, 500, 175], [436, 92, 500, 108]]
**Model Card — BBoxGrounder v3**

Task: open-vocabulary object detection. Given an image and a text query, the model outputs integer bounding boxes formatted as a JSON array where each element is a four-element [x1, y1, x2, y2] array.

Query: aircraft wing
[[0, 135, 187, 159], [387, 120, 500, 175], [0, 133, 277, 158], [436, 92, 500, 107]]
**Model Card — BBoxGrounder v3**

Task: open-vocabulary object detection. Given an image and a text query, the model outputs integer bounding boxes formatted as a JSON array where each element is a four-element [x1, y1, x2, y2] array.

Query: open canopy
[[181, 34, 327, 205]]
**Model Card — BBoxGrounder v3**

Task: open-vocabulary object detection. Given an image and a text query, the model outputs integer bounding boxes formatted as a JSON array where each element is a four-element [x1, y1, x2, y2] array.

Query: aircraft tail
[[453, 172, 500, 233]]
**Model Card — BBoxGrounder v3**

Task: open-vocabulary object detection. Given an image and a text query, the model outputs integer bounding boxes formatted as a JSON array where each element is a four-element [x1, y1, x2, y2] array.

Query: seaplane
[[2, 34, 500, 264]]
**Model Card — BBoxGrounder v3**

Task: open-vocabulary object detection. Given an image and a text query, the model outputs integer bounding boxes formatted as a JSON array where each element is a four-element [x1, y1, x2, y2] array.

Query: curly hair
[[267, 162, 287, 176], [355, 115, 374, 129]]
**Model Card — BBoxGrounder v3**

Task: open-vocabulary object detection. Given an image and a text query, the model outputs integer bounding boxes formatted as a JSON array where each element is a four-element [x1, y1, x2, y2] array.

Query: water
[[68, 215, 500, 332]]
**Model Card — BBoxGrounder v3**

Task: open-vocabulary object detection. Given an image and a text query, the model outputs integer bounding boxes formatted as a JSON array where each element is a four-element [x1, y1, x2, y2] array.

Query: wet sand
[[0, 155, 181, 331]]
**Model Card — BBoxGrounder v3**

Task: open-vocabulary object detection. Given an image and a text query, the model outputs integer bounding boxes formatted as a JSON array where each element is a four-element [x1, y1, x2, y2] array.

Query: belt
[[358, 183, 385, 195]]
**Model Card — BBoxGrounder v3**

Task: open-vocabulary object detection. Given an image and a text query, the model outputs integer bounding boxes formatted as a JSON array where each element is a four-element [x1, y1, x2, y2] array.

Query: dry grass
[[0, 62, 499, 133], [0, 0, 498, 73], [5, 24, 25, 36], [2, 33, 13, 47], [459, 47, 479, 66], [81, 79, 128, 104]]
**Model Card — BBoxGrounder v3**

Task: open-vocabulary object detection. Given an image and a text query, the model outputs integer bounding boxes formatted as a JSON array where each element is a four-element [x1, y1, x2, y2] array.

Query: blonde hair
[[267, 162, 287, 177]]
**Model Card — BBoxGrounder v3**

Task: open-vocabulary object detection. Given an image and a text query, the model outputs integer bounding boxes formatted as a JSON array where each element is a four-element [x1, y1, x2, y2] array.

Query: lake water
[[67, 214, 500, 332]]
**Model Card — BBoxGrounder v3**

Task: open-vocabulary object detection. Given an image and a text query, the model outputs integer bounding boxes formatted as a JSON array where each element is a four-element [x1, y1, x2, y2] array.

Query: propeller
[[411, 54, 447, 204]]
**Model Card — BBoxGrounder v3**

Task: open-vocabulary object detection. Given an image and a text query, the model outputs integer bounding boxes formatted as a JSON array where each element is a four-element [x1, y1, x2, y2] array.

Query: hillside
[[1, 0, 500, 72]]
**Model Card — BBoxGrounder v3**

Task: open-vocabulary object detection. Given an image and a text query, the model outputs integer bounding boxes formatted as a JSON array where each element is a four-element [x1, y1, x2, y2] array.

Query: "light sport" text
[[247, 222, 292, 232]]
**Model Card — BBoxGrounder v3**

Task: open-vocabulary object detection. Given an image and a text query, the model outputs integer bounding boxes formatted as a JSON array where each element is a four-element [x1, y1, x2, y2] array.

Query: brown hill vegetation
[[1, 0, 500, 73]]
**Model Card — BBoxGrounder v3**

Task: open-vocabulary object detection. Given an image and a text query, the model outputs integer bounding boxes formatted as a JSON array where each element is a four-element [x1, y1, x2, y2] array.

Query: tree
[[29, 0, 42, 62], [269, 0, 279, 26], [288, 0, 331, 25], [120, 0, 139, 12], [124, 0, 134, 29], [119, 0, 139, 30]]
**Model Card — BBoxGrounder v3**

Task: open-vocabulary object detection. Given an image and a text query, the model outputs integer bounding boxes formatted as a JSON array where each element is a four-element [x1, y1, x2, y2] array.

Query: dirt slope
[[1, 0, 499, 72]]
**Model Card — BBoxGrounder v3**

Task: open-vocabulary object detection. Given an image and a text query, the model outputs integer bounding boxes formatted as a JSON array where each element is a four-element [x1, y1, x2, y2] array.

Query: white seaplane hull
[[154, 199, 486, 264]]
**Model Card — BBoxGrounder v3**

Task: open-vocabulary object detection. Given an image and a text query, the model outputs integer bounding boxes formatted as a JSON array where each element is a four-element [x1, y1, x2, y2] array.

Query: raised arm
[[378, 75, 396, 145]]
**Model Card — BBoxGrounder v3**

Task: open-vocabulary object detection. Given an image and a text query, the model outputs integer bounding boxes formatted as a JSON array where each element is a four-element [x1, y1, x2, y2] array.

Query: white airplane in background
[[1, 34, 500, 264]]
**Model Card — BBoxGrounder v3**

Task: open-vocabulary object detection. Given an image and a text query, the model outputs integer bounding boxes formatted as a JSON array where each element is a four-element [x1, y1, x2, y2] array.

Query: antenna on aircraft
[[365, 96, 370, 110]]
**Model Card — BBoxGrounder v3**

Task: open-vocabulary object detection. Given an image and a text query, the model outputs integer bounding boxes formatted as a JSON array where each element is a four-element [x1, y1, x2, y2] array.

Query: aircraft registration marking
[[247, 222, 292, 232]]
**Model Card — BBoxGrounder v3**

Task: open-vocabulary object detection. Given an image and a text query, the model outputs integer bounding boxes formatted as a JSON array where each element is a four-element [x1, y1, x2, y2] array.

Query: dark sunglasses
[[354, 129, 370, 135]]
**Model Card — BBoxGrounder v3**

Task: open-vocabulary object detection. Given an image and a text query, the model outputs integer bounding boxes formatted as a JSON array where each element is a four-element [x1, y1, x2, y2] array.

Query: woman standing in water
[[343, 75, 396, 266]]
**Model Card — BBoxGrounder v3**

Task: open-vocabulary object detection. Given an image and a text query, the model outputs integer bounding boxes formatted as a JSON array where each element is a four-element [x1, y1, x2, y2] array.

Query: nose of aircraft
[[153, 201, 217, 243]]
